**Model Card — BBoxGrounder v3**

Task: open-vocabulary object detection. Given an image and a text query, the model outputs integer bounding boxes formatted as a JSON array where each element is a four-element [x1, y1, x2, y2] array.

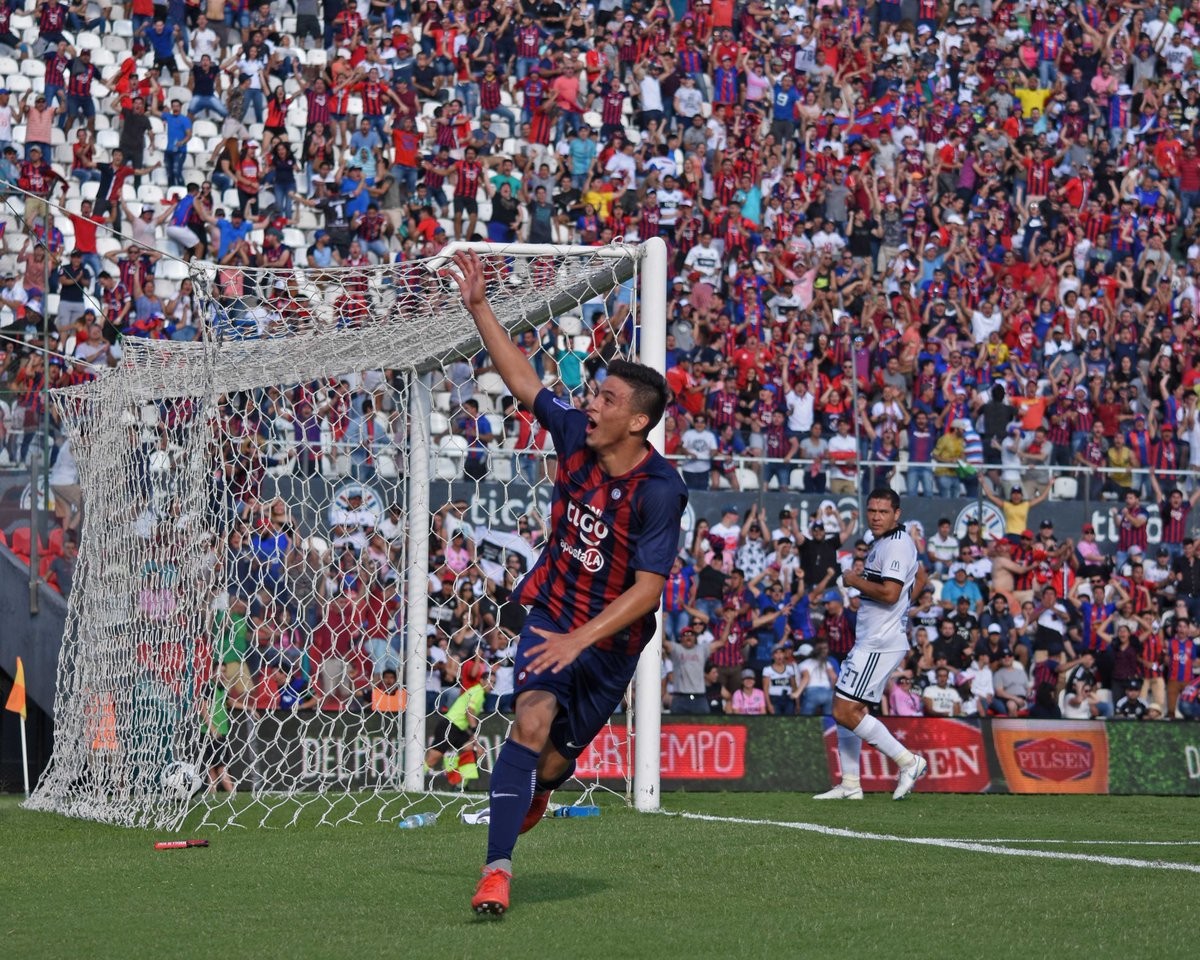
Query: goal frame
[[28, 237, 671, 826], [399, 238, 669, 812]]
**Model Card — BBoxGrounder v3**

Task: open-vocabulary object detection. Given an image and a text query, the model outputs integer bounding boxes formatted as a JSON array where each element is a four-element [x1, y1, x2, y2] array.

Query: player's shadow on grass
[[514, 871, 610, 904], [459, 871, 611, 921]]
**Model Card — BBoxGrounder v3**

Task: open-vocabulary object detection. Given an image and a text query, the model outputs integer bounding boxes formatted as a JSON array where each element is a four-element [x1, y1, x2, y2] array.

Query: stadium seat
[[376, 452, 399, 479], [157, 259, 189, 281], [1052, 477, 1078, 500], [477, 372, 506, 396], [735, 468, 759, 491], [9, 526, 35, 563]]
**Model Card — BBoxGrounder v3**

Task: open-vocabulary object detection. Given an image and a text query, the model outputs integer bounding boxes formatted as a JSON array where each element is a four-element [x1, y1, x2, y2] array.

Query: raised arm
[[445, 250, 543, 409]]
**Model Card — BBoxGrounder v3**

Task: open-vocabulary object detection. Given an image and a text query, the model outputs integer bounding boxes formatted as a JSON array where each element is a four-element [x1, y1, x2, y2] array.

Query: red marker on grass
[[153, 839, 210, 850]]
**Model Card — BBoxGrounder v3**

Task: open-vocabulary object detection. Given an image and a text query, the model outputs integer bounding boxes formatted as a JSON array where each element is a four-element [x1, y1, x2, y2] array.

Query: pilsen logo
[[1013, 737, 1096, 782]]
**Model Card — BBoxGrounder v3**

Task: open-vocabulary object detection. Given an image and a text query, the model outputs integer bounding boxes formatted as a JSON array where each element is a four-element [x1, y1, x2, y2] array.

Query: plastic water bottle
[[552, 805, 600, 819], [397, 812, 439, 829]]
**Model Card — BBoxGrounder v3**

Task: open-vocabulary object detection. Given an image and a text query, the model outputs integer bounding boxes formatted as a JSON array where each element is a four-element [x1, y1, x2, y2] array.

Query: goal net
[[26, 241, 668, 830]]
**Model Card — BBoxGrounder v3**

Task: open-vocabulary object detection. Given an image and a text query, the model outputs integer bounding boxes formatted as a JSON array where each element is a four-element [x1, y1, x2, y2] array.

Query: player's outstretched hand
[[443, 250, 488, 312], [525, 627, 591, 674]]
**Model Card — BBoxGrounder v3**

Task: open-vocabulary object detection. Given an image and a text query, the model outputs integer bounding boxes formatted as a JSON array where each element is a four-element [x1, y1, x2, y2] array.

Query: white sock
[[853, 713, 916, 768], [836, 724, 861, 787]]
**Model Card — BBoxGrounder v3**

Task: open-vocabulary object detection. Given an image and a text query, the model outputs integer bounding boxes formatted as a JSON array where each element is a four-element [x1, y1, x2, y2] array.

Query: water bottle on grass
[[552, 805, 600, 819], [397, 812, 438, 829]]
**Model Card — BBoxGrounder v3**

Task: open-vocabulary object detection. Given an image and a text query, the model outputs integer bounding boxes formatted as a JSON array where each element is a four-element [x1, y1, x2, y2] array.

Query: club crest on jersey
[[611, 488, 622, 500]]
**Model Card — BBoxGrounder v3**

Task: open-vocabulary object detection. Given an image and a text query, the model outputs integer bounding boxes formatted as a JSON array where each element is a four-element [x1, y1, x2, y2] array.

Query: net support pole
[[634, 237, 668, 813], [403, 371, 432, 792]]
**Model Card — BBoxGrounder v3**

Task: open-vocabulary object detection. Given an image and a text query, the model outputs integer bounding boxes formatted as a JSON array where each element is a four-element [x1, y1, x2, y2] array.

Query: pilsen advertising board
[[218, 712, 1200, 796]]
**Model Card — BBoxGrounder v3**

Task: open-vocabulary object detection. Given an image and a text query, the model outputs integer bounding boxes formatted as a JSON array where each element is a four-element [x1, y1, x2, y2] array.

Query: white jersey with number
[[853, 527, 919, 652]]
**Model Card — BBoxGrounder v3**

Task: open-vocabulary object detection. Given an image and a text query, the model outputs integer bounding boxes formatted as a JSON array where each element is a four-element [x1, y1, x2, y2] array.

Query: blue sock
[[485, 739, 540, 868]]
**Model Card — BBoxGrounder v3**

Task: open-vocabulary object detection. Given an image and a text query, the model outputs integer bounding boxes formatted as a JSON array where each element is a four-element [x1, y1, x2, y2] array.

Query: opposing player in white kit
[[815, 488, 929, 801]]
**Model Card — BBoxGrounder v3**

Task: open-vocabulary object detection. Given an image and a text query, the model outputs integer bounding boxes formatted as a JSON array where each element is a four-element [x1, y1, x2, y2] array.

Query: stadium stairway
[[0, 540, 67, 719]]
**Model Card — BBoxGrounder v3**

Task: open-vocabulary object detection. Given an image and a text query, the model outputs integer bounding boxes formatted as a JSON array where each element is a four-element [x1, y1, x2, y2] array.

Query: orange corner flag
[[5, 656, 26, 720]]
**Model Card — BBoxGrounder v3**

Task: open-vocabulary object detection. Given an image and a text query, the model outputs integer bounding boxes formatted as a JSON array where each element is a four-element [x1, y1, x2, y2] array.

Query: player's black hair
[[866, 487, 901, 510], [606, 359, 668, 435]]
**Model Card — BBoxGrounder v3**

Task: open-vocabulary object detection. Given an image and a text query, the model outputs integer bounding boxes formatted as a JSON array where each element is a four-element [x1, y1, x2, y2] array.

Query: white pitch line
[[971, 838, 1200, 846], [668, 811, 1200, 875]]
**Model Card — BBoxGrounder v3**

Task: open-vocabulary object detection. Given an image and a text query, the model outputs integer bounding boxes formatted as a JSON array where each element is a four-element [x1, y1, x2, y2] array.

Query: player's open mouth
[[586, 416, 597, 433]]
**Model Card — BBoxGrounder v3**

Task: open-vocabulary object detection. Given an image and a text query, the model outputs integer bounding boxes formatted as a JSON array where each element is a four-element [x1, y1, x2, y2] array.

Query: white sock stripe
[[664, 811, 1200, 875]]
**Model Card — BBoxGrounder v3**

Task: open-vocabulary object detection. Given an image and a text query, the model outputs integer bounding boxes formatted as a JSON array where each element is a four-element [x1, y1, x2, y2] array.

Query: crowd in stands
[[662, 499, 1200, 720], [2, 0, 1200, 721]]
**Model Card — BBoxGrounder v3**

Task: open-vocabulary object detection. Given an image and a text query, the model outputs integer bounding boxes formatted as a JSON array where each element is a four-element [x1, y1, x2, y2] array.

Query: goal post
[[28, 239, 671, 829], [633, 237, 667, 814]]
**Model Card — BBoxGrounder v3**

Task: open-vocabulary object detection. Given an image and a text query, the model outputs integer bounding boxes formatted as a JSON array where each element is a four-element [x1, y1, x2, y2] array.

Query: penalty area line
[[666, 811, 1200, 874]]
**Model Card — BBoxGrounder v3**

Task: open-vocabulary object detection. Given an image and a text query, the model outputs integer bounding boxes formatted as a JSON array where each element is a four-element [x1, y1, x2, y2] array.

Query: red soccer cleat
[[520, 791, 551, 834], [471, 867, 512, 916]]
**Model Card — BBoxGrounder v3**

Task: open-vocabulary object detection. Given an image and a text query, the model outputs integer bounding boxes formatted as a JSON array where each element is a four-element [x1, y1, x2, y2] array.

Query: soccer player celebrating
[[445, 251, 688, 916], [814, 488, 929, 801]]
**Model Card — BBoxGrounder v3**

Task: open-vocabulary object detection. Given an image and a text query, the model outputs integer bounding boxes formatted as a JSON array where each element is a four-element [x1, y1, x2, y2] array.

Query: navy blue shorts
[[513, 608, 639, 761]]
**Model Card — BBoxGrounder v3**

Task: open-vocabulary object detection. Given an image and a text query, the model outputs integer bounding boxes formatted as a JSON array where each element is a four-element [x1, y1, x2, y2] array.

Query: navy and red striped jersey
[[1160, 498, 1192, 545], [522, 76, 546, 111], [434, 114, 458, 150], [1167, 635, 1194, 682], [637, 205, 661, 239], [1149, 440, 1183, 486], [1142, 631, 1164, 677], [516, 25, 541, 59], [600, 90, 624, 127], [479, 76, 501, 111], [44, 50, 69, 87], [67, 62, 95, 97], [514, 389, 688, 656], [454, 158, 482, 197], [706, 389, 739, 430], [38, 1, 66, 35], [361, 81, 386, 116], [1117, 505, 1149, 552], [305, 89, 331, 126]]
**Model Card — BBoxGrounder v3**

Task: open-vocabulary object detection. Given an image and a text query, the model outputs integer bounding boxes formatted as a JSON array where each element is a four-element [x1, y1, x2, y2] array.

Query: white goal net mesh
[[27, 244, 648, 829]]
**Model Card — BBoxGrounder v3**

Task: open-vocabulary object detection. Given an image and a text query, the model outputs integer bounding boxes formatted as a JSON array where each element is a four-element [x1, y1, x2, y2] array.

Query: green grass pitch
[[2, 792, 1197, 960]]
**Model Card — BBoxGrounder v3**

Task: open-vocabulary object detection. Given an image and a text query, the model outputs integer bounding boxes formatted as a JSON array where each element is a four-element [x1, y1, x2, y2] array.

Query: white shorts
[[166, 225, 202, 249], [835, 646, 908, 706]]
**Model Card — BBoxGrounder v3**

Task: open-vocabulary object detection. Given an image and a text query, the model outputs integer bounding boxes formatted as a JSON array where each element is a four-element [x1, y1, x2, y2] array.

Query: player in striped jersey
[[814, 488, 929, 801], [447, 252, 687, 917]]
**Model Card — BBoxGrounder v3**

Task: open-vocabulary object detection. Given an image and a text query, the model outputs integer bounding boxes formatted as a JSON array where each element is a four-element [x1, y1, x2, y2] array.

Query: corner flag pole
[[5, 656, 29, 796]]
